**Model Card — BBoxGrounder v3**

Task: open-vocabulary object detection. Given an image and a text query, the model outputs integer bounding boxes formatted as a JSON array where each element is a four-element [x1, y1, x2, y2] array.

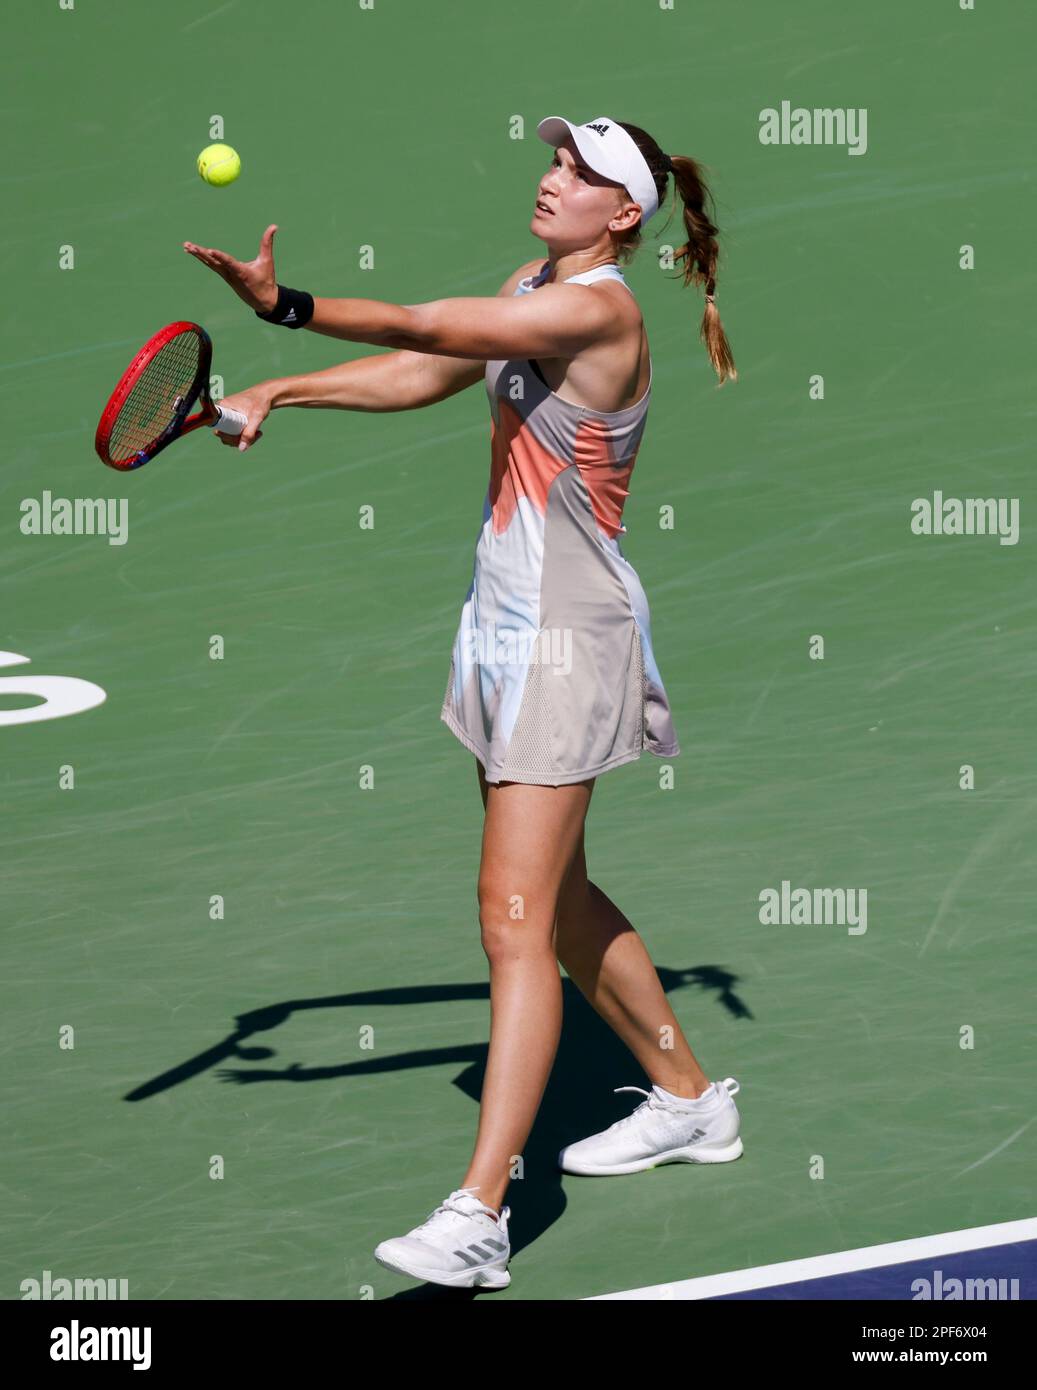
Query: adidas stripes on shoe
[[558, 1077, 744, 1176], [373, 1187, 511, 1290]]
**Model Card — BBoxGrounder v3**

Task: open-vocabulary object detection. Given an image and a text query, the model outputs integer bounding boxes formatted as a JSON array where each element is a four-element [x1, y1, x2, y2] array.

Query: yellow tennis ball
[[197, 143, 241, 187]]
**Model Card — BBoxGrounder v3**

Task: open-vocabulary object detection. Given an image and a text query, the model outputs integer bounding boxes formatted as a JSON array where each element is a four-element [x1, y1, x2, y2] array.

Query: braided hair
[[614, 123, 736, 386]]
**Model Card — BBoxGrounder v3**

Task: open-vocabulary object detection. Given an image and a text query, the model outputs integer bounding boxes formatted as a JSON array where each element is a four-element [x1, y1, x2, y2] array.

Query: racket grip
[[211, 404, 248, 437]]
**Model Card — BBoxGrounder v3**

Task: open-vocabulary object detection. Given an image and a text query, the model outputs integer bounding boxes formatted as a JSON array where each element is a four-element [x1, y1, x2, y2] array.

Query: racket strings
[[108, 330, 203, 461]]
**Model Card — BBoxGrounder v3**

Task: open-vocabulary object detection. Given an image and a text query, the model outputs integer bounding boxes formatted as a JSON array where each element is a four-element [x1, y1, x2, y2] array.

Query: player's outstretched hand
[[182, 224, 279, 313], [214, 385, 273, 452]]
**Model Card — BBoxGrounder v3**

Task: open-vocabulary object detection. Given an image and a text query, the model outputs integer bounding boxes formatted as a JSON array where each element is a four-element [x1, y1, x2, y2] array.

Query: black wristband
[[255, 284, 314, 329]]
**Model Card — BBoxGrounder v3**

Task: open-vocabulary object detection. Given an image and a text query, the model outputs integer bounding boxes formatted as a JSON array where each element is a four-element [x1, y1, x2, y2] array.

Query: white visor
[[536, 115, 661, 225]]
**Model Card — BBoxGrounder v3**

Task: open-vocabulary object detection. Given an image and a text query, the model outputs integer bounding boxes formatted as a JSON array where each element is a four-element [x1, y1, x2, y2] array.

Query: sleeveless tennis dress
[[440, 260, 680, 785]]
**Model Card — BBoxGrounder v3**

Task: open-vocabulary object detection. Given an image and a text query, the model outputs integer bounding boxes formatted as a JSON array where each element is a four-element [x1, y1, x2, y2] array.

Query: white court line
[[585, 1216, 1037, 1300]]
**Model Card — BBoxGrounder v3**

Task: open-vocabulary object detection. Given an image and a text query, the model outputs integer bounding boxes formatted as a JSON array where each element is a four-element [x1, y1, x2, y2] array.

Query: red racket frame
[[95, 321, 219, 471]]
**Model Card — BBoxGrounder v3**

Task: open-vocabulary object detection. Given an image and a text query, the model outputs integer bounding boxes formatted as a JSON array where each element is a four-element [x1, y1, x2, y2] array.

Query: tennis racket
[[95, 321, 248, 471]]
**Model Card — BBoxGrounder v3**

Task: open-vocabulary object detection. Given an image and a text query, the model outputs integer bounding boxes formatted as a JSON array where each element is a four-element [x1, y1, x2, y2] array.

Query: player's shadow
[[124, 964, 751, 1301]]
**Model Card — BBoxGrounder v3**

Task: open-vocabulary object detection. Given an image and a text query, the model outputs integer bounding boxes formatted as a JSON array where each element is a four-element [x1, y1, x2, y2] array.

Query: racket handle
[[211, 404, 247, 437]]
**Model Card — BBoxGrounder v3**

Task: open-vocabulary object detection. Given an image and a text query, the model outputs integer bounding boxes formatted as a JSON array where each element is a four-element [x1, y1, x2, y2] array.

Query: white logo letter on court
[[0, 651, 107, 726]]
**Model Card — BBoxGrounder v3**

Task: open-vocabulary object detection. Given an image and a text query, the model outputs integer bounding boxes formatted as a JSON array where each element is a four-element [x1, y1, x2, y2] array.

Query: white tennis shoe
[[374, 1187, 512, 1290], [558, 1077, 744, 1175]]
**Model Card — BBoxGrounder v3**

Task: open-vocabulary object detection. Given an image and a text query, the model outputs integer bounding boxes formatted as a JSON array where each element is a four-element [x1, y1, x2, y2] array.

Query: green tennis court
[[3, 0, 1034, 1302]]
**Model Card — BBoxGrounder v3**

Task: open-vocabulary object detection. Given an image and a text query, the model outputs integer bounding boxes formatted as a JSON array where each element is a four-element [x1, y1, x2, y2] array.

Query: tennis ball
[[197, 143, 241, 187]]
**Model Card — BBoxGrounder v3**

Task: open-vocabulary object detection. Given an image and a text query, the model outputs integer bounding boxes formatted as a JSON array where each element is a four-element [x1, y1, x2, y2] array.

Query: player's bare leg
[[553, 833, 711, 1099], [459, 759, 593, 1212]]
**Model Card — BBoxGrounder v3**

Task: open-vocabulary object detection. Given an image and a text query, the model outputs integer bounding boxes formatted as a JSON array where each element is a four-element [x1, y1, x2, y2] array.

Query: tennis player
[[185, 116, 742, 1293]]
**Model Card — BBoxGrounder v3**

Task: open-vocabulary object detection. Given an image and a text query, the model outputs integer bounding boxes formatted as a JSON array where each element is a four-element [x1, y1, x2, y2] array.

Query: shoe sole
[[559, 1136, 744, 1176], [373, 1249, 511, 1290]]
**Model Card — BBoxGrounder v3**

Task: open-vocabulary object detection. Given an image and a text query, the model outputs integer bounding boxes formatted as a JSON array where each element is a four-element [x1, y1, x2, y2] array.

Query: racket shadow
[[122, 966, 751, 1276]]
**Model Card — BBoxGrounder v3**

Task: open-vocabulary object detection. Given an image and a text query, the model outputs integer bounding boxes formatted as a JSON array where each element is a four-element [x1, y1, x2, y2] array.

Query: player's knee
[[477, 876, 553, 957], [477, 877, 514, 944]]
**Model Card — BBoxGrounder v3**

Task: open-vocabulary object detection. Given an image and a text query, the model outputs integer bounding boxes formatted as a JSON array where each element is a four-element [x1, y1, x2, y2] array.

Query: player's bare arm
[[184, 230, 616, 355], [188, 256, 545, 448]]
